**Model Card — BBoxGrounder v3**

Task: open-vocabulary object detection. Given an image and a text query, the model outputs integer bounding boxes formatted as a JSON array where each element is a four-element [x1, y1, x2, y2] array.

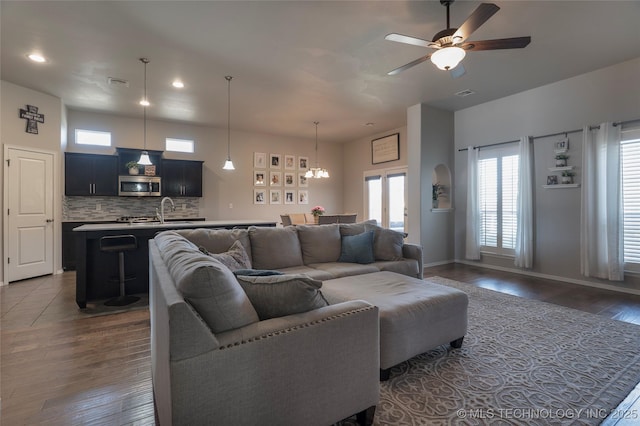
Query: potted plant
[[311, 205, 325, 224], [561, 171, 574, 184], [126, 161, 140, 175], [555, 154, 569, 167], [432, 183, 444, 208]]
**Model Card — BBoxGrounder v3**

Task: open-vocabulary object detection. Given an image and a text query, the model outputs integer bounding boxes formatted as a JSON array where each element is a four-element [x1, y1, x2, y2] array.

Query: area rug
[[344, 276, 640, 425]]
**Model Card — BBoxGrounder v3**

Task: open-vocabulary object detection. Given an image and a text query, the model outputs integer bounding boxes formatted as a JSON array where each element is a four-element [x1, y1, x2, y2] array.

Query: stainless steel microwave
[[118, 175, 161, 196]]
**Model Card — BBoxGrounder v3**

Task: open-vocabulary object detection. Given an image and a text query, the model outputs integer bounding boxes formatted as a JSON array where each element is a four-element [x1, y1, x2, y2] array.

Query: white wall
[[454, 57, 640, 292], [1, 80, 65, 282]]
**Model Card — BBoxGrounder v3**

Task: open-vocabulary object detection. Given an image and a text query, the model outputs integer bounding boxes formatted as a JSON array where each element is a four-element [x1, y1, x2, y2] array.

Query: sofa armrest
[[170, 301, 380, 425], [402, 243, 424, 278]]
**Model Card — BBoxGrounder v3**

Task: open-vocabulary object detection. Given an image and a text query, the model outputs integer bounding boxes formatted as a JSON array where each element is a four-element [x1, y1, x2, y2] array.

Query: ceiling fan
[[385, 0, 531, 77]]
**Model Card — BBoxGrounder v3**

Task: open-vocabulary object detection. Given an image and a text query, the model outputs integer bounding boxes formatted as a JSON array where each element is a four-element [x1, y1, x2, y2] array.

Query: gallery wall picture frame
[[284, 172, 295, 187], [254, 152, 267, 168], [298, 172, 309, 187], [270, 189, 282, 204], [554, 138, 569, 153], [270, 171, 282, 186], [547, 175, 558, 185], [284, 154, 296, 170], [284, 190, 296, 205], [254, 170, 266, 186], [254, 189, 266, 204], [298, 189, 309, 205], [298, 156, 309, 170], [372, 133, 400, 164], [270, 153, 281, 168]]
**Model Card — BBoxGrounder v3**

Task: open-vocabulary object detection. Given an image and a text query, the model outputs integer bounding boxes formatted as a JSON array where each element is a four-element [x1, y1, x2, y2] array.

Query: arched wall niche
[[432, 163, 452, 209]]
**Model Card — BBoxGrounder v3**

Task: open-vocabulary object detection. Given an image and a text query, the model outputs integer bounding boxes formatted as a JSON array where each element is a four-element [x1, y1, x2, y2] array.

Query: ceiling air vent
[[455, 89, 475, 97], [107, 77, 129, 87]]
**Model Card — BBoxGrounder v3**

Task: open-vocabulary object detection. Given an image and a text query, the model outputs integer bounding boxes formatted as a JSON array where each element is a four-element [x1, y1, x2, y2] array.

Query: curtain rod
[[457, 118, 639, 152]]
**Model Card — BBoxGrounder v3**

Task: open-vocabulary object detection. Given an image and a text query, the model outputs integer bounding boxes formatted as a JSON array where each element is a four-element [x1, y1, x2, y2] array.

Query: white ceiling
[[2, 1, 639, 143]]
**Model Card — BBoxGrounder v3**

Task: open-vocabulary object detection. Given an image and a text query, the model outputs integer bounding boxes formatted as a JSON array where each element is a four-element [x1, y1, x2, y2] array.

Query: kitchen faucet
[[156, 197, 175, 224]]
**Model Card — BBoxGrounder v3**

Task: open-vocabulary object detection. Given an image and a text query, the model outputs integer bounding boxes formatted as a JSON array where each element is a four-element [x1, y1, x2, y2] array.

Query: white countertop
[[72, 219, 277, 232]]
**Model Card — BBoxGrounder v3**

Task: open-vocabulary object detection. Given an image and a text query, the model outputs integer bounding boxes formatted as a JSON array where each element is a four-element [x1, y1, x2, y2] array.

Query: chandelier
[[304, 121, 329, 179]]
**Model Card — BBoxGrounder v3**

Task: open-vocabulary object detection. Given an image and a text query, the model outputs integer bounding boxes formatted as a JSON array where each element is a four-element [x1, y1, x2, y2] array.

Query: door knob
[[46, 219, 54, 223]]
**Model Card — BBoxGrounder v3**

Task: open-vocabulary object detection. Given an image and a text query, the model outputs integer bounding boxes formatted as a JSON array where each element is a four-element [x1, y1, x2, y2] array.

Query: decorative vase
[[314, 215, 319, 224], [432, 199, 438, 209], [562, 176, 572, 184], [128, 167, 139, 175], [556, 159, 567, 167]]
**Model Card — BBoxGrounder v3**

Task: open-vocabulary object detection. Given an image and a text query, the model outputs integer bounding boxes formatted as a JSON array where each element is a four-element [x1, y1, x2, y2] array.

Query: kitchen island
[[72, 220, 276, 308]]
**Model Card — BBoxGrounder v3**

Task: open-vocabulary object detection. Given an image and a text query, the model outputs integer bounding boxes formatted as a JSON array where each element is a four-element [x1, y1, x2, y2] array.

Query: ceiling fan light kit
[[385, 0, 531, 76]]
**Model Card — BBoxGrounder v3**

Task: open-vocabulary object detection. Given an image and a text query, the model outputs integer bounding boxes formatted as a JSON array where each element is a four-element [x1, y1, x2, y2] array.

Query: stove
[[116, 215, 159, 224]]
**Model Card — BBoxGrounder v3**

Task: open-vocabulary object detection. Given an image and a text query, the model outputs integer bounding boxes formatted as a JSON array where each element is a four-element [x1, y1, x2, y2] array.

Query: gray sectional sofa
[[149, 222, 425, 425]]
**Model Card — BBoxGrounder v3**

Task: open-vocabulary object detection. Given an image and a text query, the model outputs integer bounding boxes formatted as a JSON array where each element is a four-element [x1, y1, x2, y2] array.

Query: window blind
[[622, 136, 640, 266]]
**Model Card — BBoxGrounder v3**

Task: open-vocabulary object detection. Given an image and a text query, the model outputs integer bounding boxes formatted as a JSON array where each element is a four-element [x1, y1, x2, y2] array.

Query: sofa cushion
[[296, 223, 341, 264], [177, 228, 252, 261], [308, 262, 380, 278], [338, 230, 375, 264], [236, 274, 329, 320], [234, 269, 284, 276], [199, 240, 252, 271], [365, 224, 405, 261], [277, 265, 336, 281], [248, 226, 304, 270], [373, 260, 419, 278], [339, 219, 377, 237], [154, 231, 259, 333]]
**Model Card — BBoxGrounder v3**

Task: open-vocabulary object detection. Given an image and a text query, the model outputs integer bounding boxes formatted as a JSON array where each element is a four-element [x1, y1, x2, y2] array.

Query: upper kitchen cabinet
[[65, 152, 118, 196], [162, 159, 203, 197]]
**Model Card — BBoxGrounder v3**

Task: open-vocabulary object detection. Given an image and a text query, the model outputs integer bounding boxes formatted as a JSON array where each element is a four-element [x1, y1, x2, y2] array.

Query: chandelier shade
[[305, 121, 329, 179], [430, 46, 466, 70]]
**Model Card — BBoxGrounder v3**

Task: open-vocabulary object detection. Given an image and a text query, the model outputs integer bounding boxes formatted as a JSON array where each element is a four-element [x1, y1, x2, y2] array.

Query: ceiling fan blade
[[385, 33, 438, 48], [452, 3, 500, 44], [387, 54, 432, 76], [460, 36, 531, 51]]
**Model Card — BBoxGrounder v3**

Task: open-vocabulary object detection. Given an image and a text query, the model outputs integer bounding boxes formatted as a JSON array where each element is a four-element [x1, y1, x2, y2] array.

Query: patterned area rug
[[345, 276, 640, 425]]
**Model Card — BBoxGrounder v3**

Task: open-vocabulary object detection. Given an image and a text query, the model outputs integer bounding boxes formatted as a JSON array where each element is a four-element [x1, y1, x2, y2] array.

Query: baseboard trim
[[423, 259, 455, 268], [0, 280, 5, 287], [451, 259, 640, 296]]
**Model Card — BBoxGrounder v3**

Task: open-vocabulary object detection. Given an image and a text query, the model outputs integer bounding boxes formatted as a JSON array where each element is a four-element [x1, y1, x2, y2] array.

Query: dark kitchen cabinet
[[162, 159, 203, 197], [65, 152, 118, 196]]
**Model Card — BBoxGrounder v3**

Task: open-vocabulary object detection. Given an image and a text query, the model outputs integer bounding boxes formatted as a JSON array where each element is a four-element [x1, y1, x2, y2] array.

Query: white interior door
[[6, 147, 54, 282], [364, 167, 408, 232]]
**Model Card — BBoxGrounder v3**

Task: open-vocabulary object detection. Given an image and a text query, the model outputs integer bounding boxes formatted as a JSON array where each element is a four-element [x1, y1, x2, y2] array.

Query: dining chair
[[318, 215, 340, 224], [280, 214, 293, 226], [337, 213, 357, 223]]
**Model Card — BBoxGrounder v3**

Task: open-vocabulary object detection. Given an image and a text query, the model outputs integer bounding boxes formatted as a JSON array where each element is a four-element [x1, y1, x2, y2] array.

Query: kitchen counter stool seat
[[99, 234, 140, 306]]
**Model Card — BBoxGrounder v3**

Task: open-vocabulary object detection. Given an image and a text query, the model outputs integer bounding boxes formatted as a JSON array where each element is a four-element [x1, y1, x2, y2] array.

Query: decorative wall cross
[[19, 105, 45, 134]]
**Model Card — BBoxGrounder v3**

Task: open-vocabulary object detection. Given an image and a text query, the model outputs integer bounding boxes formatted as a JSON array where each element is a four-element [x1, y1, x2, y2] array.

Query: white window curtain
[[515, 136, 533, 268], [465, 147, 481, 260], [580, 122, 624, 281]]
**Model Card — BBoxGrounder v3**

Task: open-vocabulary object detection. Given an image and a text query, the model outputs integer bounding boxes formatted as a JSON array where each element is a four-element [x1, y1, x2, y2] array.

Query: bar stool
[[99, 235, 140, 306]]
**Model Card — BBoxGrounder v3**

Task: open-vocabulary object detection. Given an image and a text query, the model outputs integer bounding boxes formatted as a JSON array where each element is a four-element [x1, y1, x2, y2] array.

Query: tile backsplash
[[63, 196, 201, 221]]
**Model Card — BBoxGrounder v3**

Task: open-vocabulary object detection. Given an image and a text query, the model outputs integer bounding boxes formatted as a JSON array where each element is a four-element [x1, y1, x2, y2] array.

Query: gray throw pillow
[[236, 274, 329, 320], [339, 219, 377, 237], [338, 230, 375, 264], [200, 240, 251, 271], [364, 223, 405, 261]]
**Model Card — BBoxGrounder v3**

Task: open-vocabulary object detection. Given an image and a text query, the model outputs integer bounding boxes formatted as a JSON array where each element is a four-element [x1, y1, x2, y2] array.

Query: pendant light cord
[[314, 121, 319, 167], [226, 76, 232, 159]]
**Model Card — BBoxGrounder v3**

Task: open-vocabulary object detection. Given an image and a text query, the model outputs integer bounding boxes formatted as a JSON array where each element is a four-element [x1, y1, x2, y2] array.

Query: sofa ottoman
[[321, 271, 468, 379]]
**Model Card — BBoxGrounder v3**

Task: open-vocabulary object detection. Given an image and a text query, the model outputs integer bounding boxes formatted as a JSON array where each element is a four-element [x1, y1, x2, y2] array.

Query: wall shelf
[[543, 184, 580, 189], [548, 166, 575, 172], [431, 208, 454, 213]]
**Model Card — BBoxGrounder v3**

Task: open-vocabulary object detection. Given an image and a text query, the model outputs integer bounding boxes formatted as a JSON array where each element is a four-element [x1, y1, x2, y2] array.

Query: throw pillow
[[236, 274, 329, 320], [234, 269, 284, 277], [199, 240, 251, 271], [364, 223, 405, 261], [338, 230, 375, 264]]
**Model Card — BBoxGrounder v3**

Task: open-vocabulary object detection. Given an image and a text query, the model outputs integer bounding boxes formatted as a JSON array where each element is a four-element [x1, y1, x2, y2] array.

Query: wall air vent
[[455, 89, 475, 97], [107, 77, 129, 87]]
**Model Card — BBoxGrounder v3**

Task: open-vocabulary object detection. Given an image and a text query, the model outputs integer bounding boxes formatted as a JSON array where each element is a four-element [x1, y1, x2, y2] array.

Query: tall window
[[364, 167, 407, 232], [621, 128, 640, 272], [478, 145, 519, 255]]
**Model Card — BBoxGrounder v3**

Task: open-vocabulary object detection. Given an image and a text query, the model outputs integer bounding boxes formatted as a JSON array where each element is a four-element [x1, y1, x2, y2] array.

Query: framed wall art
[[270, 189, 282, 204], [298, 156, 309, 170], [270, 153, 281, 168], [270, 171, 282, 186], [298, 172, 308, 187], [372, 133, 400, 164], [298, 189, 309, 205], [284, 154, 296, 170], [254, 152, 267, 168], [284, 172, 295, 187], [254, 189, 266, 205], [284, 190, 296, 205], [254, 170, 266, 186]]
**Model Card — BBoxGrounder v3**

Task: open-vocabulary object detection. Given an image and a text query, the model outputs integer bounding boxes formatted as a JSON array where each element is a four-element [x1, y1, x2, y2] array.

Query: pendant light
[[138, 57, 152, 165], [304, 121, 329, 179], [222, 75, 235, 170]]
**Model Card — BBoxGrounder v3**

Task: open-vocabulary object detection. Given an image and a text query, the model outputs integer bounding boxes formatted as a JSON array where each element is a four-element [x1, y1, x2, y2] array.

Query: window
[[621, 128, 640, 272], [166, 138, 194, 153], [364, 167, 407, 232], [478, 145, 519, 255], [75, 129, 111, 146]]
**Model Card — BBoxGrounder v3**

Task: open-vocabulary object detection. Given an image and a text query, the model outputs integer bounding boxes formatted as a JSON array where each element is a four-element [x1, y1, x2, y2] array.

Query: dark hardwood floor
[[1, 264, 639, 425]]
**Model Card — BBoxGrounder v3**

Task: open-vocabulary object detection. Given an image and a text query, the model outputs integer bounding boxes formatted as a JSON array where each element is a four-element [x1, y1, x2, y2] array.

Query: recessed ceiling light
[[27, 53, 47, 63], [172, 80, 184, 88]]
